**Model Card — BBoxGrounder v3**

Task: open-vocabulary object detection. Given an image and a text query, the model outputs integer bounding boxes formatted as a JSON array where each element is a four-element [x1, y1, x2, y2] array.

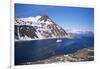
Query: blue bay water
[[15, 34, 94, 65]]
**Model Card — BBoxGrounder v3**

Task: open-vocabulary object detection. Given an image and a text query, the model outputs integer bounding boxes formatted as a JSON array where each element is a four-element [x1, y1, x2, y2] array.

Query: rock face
[[15, 14, 69, 41]]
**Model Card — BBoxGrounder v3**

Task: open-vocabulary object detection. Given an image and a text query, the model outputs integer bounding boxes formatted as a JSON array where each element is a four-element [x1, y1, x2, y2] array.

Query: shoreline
[[15, 36, 72, 42], [17, 47, 94, 65]]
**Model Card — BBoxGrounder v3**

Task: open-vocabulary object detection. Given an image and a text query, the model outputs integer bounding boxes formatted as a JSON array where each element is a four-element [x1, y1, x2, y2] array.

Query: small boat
[[56, 39, 62, 42]]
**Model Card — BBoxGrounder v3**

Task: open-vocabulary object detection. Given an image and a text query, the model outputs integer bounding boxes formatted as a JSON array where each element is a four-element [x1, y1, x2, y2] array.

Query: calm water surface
[[15, 34, 94, 65]]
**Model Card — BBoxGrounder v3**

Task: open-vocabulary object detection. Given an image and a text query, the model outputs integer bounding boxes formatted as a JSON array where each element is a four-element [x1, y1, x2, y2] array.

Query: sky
[[15, 3, 94, 32]]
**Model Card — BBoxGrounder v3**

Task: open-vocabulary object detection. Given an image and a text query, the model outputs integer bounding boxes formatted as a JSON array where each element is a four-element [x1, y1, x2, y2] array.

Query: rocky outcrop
[[67, 47, 94, 62]]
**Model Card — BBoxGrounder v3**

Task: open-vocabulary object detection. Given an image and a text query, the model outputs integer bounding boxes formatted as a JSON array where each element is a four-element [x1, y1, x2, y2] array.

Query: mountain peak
[[39, 14, 49, 22], [41, 14, 49, 17]]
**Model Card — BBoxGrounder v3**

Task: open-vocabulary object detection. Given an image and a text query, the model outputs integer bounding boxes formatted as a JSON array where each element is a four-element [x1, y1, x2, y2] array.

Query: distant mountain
[[66, 29, 94, 39], [15, 14, 70, 41]]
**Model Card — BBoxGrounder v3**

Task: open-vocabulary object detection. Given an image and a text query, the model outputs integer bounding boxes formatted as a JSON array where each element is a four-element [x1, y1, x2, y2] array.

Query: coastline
[[19, 47, 94, 65], [15, 36, 72, 42]]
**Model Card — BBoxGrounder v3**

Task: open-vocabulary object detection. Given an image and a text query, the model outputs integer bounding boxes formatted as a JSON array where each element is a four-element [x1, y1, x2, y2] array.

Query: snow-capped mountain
[[15, 14, 69, 41]]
